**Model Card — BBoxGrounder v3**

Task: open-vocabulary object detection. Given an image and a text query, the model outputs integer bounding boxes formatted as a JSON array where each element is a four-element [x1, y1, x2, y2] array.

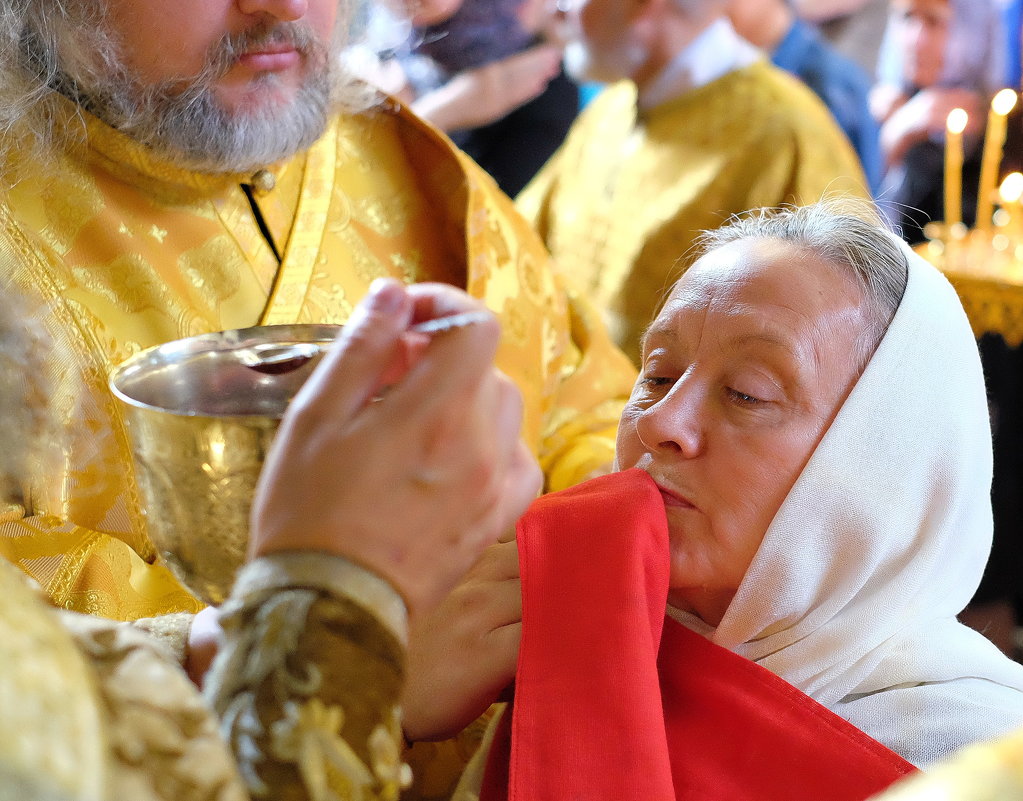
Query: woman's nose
[[635, 383, 704, 459]]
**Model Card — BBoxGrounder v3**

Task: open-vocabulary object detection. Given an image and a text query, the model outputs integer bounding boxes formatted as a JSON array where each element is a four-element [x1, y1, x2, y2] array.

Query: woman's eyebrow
[[639, 324, 670, 352], [733, 332, 800, 356]]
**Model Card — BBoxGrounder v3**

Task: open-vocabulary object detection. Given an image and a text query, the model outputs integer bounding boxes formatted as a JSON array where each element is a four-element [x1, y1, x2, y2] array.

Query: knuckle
[[283, 398, 331, 440]]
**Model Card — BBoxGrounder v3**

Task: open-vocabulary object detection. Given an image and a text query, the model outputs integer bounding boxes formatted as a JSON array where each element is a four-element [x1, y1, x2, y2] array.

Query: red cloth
[[481, 468, 916, 801]]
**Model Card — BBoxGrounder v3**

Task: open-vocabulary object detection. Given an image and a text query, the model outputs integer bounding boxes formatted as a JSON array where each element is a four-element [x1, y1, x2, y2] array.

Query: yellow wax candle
[[945, 108, 968, 229], [999, 171, 1023, 233], [977, 89, 1018, 231]]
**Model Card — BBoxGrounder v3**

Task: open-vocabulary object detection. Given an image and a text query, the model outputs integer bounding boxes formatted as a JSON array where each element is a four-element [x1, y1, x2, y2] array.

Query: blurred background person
[[409, 0, 578, 197], [355, 0, 577, 196], [870, 0, 1004, 244], [795, 0, 891, 76], [727, 0, 883, 196], [518, 0, 870, 365], [1003, 0, 1021, 90]]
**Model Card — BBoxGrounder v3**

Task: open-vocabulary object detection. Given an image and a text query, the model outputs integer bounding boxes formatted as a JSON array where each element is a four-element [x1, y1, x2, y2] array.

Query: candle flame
[[992, 88, 1018, 116], [947, 108, 969, 134], [1000, 172, 1023, 203]]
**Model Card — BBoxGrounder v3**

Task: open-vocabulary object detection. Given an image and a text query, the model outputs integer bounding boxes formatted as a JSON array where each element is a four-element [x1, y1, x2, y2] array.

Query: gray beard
[[73, 21, 339, 174]]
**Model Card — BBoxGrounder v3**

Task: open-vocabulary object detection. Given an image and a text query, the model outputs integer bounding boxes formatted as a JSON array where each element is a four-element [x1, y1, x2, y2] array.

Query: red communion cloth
[[482, 468, 916, 801]]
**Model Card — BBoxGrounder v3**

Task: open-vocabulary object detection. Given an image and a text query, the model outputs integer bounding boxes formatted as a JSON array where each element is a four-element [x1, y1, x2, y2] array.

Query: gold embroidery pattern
[[271, 699, 376, 801], [69, 612, 248, 801], [270, 700, 412, 801], [208, 587, 408, 801], [0, 562, 106, 801]]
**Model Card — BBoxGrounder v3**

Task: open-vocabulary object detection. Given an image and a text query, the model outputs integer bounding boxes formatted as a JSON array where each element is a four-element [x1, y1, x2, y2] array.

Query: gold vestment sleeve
[[207, 552, 409, 801]]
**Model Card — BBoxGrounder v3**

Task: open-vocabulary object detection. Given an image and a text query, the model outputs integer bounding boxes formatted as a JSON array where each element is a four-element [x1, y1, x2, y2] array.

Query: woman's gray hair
[[695, 200, 909, 370]]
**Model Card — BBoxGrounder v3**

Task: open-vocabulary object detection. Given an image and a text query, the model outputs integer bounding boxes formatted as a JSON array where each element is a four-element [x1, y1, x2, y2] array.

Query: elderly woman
[[402, 202, 1023, 801]]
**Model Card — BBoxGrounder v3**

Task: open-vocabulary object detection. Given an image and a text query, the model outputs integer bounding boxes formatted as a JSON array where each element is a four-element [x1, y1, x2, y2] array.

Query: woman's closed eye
[[641, 375, 675, 388], [727, 387, 764, 406]]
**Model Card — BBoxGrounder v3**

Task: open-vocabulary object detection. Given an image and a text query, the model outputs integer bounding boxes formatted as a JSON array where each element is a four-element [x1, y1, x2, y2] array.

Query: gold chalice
[[109, 324, 340, 605]]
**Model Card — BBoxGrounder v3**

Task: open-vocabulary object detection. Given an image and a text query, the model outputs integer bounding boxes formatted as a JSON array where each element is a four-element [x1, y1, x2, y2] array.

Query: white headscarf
[[684, 241, 1023, 767]]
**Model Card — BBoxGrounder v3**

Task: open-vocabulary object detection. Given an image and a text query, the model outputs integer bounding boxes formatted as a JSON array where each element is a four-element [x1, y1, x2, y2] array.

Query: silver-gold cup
[[109, 324, 340, 605]]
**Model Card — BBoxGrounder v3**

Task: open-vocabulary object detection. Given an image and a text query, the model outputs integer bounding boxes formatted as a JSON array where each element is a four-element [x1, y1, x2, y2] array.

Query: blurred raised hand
[[412, 43, 563, 132]]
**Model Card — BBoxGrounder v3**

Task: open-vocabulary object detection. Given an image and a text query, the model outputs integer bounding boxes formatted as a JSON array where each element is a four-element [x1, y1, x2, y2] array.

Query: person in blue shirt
[[728, 0, 883, 197], [1005, 0, 1022, 89]]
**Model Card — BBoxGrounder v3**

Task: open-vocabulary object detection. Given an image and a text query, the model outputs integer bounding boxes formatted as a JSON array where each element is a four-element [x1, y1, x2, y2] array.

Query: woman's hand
[[401, 536, 523, 742], [412, 43, 563, 132], [249, 279, 541, 619]]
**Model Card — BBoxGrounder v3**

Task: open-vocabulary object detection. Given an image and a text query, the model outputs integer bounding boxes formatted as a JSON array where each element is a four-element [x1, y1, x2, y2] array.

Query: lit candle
[[945, 108, 969, 229], [977, 89, 1019, 231], [999, 171, 1023, 232]]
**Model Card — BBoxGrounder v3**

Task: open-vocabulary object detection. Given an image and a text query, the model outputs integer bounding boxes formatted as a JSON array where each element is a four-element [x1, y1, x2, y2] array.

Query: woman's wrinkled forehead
[[643, 238, 869, 364], [656, 238, 852, 319]]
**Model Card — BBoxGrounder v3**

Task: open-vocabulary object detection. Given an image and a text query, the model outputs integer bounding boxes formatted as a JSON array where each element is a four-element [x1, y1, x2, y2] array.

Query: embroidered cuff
[[232, 552, 408, 646]]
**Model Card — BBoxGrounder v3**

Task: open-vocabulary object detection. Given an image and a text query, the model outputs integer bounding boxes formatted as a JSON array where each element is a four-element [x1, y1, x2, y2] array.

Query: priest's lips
[[654, 482, 696, 510], [238, 44, 302, 72]]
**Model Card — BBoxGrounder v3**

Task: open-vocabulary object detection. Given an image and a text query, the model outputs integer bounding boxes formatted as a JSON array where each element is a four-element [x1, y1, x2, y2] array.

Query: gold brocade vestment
[[0, 549, 414, 801], [517, 60, 872, 364], [0, 97, 634, 620]]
